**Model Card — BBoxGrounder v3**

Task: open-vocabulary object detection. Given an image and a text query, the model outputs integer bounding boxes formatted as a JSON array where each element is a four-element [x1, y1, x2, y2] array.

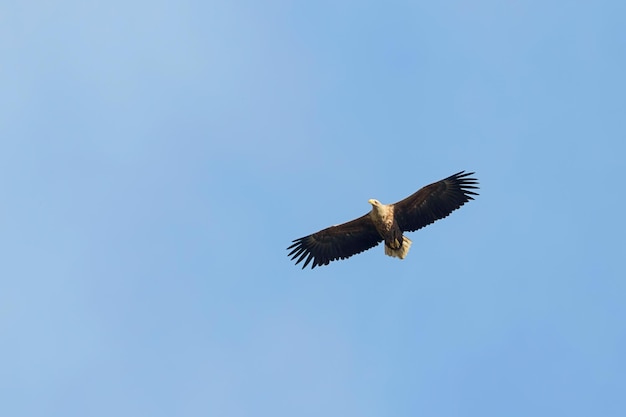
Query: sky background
[[2, 1, 625, 416]]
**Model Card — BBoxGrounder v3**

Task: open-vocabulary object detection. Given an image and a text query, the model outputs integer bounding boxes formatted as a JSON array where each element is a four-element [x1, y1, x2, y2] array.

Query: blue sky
[[2, 1, 625, 416]]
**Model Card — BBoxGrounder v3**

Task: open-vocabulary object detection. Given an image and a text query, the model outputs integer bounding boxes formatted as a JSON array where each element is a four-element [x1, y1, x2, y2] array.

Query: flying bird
[[287, 171, 479, 269]]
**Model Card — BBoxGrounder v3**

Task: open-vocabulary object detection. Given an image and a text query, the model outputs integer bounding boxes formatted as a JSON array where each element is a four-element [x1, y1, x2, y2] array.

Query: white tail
[[384, 236, 412, 259]]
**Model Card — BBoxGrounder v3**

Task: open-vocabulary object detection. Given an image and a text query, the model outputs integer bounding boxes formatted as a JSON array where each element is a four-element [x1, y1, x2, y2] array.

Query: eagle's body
[[368, 199, 412, 259], [287, 171, 479, 269]]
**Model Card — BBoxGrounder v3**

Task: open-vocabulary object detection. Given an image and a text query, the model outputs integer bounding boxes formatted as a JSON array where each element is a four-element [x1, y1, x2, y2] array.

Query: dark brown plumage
[[287, 171, 479, 269]]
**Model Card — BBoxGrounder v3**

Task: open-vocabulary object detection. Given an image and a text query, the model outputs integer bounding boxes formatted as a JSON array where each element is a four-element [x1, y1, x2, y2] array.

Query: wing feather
[[393, 171, 479, 232], [287, 214, 382, 269]]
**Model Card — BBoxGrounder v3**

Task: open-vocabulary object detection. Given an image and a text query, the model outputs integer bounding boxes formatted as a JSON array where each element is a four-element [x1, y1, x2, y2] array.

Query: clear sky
[[2, 1, 625, 416]]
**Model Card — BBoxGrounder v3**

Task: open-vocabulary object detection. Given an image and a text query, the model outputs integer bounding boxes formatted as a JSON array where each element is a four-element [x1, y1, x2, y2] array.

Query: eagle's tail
[[384, 236, 412, 260]]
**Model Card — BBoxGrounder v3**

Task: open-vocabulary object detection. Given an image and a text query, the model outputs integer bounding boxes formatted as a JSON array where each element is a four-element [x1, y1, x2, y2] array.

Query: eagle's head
[[368, 199, 386, 216]]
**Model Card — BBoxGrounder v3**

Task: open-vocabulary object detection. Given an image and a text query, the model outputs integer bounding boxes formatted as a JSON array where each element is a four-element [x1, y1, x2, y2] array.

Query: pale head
[[368, 199, 386, 217]]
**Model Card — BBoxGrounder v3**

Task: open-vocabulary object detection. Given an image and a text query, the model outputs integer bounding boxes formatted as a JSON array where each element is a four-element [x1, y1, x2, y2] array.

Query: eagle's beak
[[368, 199, 376, 205]]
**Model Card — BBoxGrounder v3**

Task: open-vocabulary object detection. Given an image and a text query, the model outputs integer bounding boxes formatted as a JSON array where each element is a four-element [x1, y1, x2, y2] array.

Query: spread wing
[[393, 171, 479, 232], [287, 214, 382, 269]]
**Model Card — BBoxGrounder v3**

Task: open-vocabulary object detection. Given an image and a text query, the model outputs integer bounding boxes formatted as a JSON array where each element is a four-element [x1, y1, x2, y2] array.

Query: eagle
[[287, 171, 479, 269]]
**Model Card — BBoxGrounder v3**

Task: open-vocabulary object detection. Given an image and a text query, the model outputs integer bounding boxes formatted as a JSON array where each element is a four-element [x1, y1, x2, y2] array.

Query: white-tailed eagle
[[287, 171, 479, 269]]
